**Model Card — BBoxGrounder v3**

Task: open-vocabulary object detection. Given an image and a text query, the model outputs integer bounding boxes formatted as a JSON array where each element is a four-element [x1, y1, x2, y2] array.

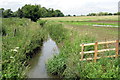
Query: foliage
[[0, 5, 64, 21], [2, 18, 47, 79], [37, 19, 47, 27], [46, 21, 119, 79], [87, 12, 120, 16], [3, 9, 13, 18], [21, 4, 41, 22], [44, 21, 69, 44]]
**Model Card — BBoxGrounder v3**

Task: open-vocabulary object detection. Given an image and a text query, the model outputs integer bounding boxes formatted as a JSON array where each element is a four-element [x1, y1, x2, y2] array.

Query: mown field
[[42, 16, 119, 79], [42, 16, 118, 21]]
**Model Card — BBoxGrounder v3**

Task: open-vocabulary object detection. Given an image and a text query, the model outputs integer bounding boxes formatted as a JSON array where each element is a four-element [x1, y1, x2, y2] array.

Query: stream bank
[[27, 37, 59, 78]]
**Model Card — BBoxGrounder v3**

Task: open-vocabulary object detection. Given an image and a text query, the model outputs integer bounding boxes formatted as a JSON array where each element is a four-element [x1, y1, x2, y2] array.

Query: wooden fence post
[[115, 40, 119, 58], [105, 38, 108, 49], [94, 42, 98, 62], [81, 44, 84, 61]]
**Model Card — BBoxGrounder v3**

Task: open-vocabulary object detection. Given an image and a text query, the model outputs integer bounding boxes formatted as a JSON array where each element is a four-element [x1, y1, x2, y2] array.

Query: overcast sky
[[0, 0, 119, 15]]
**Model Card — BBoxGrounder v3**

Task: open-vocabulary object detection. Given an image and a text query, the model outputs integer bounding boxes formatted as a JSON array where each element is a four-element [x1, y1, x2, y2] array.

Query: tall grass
[[2, 18, 47, 79], [45, 21, 119, 79]]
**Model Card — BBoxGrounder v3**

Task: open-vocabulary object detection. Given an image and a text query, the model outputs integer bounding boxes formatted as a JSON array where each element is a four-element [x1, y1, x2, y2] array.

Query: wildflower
[[10, 56, 14, 59], [11, 49, 18, 52], [15, 47, 19, 49]]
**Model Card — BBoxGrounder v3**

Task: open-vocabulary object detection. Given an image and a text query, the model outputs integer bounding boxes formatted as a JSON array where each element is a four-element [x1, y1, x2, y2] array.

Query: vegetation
[[42, 16, 118, 22], [87, 12, 120, 16], [2, 18, 47, 79], [1, 7, 119, 79], [0, 4, 64, 21], [45, 16, 119, 79], [62, 21, 118, 26]]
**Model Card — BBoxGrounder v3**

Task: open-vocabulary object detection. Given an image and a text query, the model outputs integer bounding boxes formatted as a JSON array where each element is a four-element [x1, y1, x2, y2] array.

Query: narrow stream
[[27, 37, 59, 78]]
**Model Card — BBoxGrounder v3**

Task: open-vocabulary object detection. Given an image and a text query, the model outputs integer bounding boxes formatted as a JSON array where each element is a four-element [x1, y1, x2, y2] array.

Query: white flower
[[10, 56, 14, 59], [11, 49, 18, 52], [15, 47, 19, 49]]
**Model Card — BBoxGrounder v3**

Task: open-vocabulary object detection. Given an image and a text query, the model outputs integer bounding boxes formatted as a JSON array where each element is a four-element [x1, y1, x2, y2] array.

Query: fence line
[[80, 40, 119, 62]]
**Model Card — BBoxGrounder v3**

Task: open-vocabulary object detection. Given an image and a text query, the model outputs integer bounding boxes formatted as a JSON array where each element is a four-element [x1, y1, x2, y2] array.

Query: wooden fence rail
[[80, 40, 119, 62]]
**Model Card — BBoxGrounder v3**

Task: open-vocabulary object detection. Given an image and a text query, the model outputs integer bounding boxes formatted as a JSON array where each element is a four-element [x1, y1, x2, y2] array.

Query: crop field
[[42, 16, 118, 21]]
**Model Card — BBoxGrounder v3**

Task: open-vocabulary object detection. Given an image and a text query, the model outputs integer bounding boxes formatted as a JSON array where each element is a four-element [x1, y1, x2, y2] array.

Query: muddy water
[[27, 37, 59, 78], [93, 24, 118, 27]]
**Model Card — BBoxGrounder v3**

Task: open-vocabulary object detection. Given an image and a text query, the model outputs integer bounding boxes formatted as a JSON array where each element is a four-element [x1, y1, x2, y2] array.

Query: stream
[[27, 37, 59, 78]]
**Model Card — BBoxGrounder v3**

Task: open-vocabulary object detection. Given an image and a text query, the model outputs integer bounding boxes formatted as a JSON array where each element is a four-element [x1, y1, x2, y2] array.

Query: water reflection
[[27, 38, 59, 78]]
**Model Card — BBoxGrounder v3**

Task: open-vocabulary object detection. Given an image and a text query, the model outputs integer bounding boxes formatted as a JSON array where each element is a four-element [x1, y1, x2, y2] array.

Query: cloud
[[0, 0, 119, 15]]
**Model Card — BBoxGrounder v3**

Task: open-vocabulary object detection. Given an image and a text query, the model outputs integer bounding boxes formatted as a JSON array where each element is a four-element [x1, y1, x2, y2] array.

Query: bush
[[37, 19, 47, 27], [44, 21, 69, 44]]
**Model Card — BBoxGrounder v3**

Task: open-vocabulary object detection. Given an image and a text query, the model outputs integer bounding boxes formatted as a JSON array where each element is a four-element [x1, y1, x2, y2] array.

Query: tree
[[3, 9, 13, 18], [87, 13, 96, 16], [40, 7, 48, 17], [108, 13, 113, 15], [117, 12, 120, 15], [0, 8, 4, 17], [55, 10, 64, 17], [17, 8, 23, 18], [21, 4, 41, 21], [73, 15, 76, 16]]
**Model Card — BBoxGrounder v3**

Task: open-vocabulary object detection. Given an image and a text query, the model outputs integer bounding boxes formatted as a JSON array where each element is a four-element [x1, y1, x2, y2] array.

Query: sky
[[0, 0, 119, 15]]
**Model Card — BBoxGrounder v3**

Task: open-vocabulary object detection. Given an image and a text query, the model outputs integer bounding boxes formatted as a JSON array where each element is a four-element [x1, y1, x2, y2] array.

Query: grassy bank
[[2, 18, 47, 79], [45, 21, 119, 79]]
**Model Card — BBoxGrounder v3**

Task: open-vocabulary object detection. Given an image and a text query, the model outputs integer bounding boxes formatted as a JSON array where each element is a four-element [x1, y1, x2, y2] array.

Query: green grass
[[63, 21, 118, 27], [2, 18, 47, 79], [45, 21, 119, 79]]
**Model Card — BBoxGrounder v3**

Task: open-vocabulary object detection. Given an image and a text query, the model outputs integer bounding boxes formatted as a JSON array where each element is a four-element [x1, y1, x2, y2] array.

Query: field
[[42, 16, 118, 41], [42, 16, 118, 21], [42, 16, 119, 78]]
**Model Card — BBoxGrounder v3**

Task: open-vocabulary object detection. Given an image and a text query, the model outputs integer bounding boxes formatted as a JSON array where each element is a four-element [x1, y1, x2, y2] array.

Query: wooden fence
[[80, 40, 119, 62]]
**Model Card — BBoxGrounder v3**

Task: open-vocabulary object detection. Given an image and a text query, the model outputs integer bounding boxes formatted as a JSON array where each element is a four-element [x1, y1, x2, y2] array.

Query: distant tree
[[3, 9, 13, 18], [21, 4, 41, 21], [113, 13, 117, 15], [11, 11, 17, 17], [73, 15, 76, 16], [104, 12, 108, 16], [40, 7, 48, 17], [46, 8, 53, 17], [1, 4, 65, 20], [17, 8, 23, 18], [67, 14, 71, 16], [54, 10, 64, 17], [0, 8, 4, 17], [87, 13, 96, 16], [108, 13, 113, 15], [117, 12, 120, 15]]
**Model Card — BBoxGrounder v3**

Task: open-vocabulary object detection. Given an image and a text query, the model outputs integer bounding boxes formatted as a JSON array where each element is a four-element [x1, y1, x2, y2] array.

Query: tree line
[[0, 4, 64, 21], [87, 12, 120, 16]]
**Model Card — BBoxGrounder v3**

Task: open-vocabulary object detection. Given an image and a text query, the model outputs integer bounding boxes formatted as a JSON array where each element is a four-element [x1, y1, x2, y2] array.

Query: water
[[27, 37, 59, 78], [93, 24, 118, 27]]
